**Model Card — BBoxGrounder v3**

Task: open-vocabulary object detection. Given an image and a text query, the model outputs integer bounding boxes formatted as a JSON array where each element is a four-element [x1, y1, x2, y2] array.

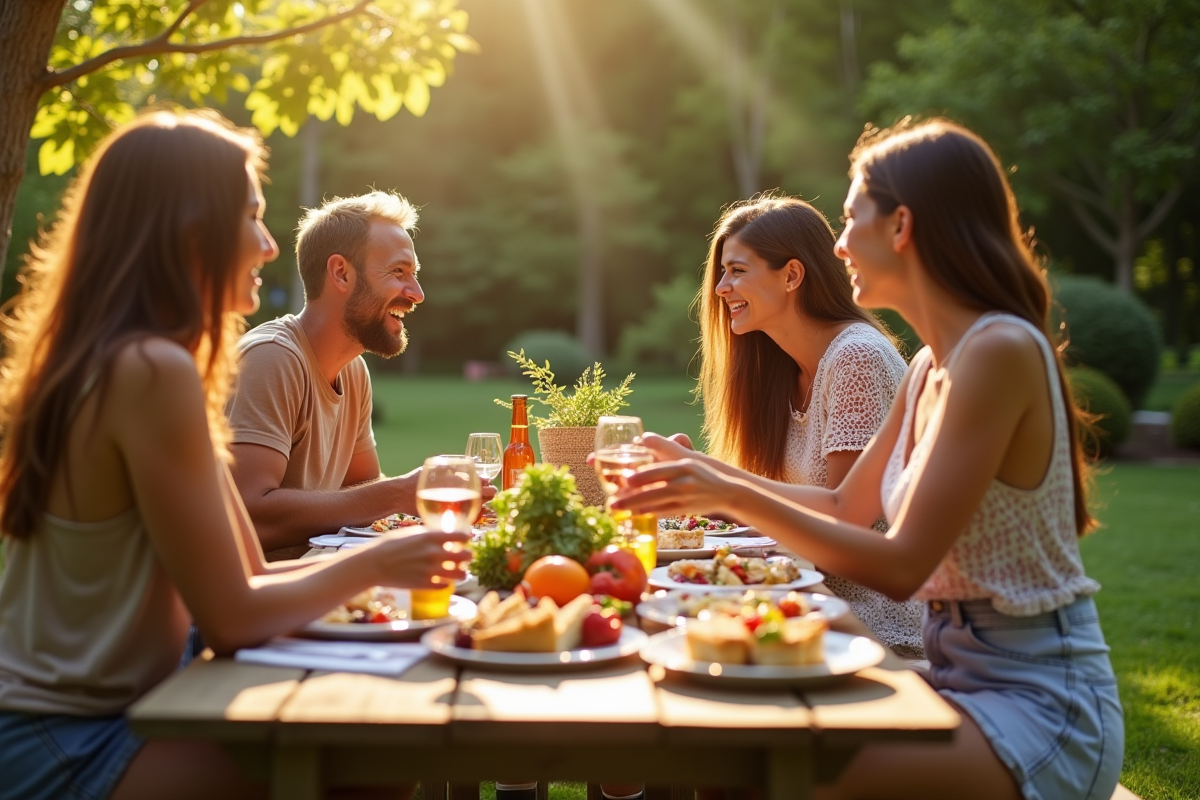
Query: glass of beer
[[413, 455, 480, 618], [593, 416, 657, 575]]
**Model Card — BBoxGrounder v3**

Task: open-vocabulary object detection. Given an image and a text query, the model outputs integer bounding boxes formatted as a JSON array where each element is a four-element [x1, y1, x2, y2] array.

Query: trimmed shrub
[[1171, 384, 1200, 450], [1052, 275, 1161, 409], [503, 330, 591, 385], [1068, 366, 1132, 458]]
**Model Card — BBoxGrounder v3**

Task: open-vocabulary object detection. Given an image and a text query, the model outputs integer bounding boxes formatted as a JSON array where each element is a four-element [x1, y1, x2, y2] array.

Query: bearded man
[[227, 191, 431, 560]]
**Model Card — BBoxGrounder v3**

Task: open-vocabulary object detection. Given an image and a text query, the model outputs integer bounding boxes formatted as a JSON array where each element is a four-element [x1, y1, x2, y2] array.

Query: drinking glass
[[413, 455, 480, 619], [465, 432, 503, 485], [593, 416, 657, 576]]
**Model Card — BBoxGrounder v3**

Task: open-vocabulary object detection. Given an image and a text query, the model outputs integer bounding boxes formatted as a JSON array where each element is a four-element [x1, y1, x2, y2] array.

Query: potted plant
[[496, 350, 635, 507]]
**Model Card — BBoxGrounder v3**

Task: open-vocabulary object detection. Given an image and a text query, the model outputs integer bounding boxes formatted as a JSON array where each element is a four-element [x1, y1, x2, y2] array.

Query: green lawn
[[376, 376, 1200, 800], [1142, 369, 1200, 413]]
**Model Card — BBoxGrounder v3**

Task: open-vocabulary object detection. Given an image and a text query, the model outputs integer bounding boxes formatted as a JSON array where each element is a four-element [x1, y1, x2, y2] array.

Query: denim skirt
[[0, 711, 143, 800], [924, 596, 1124, 800]]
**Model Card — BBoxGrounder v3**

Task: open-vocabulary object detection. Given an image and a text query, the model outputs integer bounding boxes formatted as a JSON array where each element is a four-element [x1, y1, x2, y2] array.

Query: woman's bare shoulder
[[109, 337, 203, 408]]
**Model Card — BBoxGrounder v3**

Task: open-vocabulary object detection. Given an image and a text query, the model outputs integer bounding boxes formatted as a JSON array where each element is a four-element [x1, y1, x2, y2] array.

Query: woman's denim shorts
[[924, 596, 1124, 800], [0, 711, 143, 800]]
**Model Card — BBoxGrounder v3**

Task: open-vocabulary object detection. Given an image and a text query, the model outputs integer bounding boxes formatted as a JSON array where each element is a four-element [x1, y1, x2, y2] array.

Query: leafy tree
[[863, 0, 1200, 291], [0, 0, 478, 277]]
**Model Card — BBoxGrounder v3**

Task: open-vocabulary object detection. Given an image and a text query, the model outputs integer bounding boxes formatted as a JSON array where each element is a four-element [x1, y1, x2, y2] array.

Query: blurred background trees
[[6, 0, 1199, 398]]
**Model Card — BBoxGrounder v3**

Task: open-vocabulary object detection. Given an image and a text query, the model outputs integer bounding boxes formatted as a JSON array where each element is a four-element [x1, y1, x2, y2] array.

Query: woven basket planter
[[536, 425, 605, 508]]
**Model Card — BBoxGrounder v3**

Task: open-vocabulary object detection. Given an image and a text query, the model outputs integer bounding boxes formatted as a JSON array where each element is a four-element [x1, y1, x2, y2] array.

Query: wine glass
[[416, 455, 482, 533], [593, 416, 653, 498], [465, 432, 503, 485]]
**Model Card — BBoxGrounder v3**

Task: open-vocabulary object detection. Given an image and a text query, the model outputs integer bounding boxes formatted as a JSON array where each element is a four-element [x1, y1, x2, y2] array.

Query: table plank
[[276, 658, 458, 746], [800, 667, 960, 744], [128, 657, 303, 742], [653, 671, 813, 746], [452, 662, 660, 744]]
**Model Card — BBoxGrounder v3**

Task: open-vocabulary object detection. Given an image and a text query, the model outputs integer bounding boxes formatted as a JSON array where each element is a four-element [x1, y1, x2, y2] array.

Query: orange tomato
[[522, 555, 591, 606]]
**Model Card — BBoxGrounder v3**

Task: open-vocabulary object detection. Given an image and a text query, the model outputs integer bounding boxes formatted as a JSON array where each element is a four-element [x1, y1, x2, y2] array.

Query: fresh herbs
[[470, 464, 616, 590], [495, 350, 635, 428]]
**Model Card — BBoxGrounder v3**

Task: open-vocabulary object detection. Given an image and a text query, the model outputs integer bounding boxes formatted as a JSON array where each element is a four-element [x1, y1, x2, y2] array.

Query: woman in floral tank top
[[616, 121, 1122, 800]]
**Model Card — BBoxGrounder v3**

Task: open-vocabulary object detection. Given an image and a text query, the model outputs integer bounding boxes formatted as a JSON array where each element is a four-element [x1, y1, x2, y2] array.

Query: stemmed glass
[[465, 433, 503, 486], [416, 455, 482, 533], [593, 416, 657, 575]]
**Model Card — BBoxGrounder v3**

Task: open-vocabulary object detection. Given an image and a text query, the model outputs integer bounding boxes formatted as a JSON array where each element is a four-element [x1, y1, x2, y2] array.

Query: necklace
[[791, 373, 816, 419]]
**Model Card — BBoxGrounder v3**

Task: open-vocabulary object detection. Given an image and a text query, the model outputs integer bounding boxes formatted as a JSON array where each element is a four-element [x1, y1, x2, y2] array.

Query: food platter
[[640, 628, 885, 688], [297, 595, 478, 642], [655, 534, 778, 563], [647, 563, 823, 593], [636, 590, 849, 628], [658, 515, 748, 535], [422, 625, 648, 672]]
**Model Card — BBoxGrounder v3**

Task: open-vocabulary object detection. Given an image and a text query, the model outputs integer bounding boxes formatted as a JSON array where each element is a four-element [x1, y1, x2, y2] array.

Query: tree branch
[[1046, 172, 1118, 225], [1062, 195, 1118, 255], [42, 0, 373, 90], [1136, 182, 1184, 240]]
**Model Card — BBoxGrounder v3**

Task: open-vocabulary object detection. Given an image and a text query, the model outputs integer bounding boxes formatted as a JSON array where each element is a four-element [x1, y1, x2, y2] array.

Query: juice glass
[[611, 509, 657, 576], [411, 584, 454, 620]]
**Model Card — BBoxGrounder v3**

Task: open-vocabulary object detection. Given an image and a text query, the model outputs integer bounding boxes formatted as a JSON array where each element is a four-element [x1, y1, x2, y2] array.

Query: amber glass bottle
[[502, 395, 535, 490]]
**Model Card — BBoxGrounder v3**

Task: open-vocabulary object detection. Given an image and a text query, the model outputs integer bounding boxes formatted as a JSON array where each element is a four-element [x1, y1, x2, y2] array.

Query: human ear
[[784, 258, 805, 292], [892, 206, 914, 253], [327, 254, 353, 295]]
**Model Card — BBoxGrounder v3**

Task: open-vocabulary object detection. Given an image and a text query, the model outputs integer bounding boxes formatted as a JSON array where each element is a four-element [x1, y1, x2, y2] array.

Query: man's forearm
[[247, 477, 418, 551]]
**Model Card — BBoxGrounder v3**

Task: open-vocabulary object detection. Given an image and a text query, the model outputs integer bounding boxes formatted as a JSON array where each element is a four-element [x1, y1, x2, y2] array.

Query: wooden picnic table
[[127, 587, 959, 800]]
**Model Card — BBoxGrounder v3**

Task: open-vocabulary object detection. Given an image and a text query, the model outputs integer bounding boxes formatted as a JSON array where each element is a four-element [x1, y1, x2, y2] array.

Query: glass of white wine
[[412, 455, 480, 620], [465, 432, 503, 485], [593, 415, 657, 576]]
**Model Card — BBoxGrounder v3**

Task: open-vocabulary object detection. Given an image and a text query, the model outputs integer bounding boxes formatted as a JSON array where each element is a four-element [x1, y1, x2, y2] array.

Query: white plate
[[659, 522, 751, 536], [298, 595, 477, 642], [637, 590, 849, 628], [422, 625, 648, 671], [641, 628, 885, 688], [656, 535, 778, 562], [648, 562, 823, 593], [309, 533, 375, 550]]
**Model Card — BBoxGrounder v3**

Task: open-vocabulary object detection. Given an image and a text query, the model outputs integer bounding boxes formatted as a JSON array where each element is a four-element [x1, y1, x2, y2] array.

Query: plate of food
[[641, 625, 885, 688], [298, 588, 477, 642], [422, 590, 648, 671], [339, 512, 424, 538], [659, 515, 750, 536], [655, 533, 778, 562], [637, 589, 849, 629], [648, 547, 822, 592]]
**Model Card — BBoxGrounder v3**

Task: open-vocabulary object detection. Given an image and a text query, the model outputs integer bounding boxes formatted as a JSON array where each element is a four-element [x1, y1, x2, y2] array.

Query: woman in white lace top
[[617, 121, 1121, 800], [694, 196, 924, 657]]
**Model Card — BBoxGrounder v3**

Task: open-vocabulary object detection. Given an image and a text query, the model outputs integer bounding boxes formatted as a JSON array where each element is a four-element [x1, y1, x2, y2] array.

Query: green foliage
[[503, 330, 590, 386], [1171, 384, 1200, 450], [496, 350, 635, 429], [470, 464, 615, 589], [34, 0, 479, 174], [618, 273, 700, 371], [1068, 366, 1132, 458], [1054, 275, 1162, 408]]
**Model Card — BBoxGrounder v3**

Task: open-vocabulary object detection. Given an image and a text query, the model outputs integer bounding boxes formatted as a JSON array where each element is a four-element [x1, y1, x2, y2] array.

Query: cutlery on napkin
[[235, 637, 428, 676]]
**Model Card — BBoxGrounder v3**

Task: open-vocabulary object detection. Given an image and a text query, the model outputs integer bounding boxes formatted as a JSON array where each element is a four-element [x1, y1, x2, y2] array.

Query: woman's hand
[[372, 529, 472, 589], [611, 457, 739, 518]]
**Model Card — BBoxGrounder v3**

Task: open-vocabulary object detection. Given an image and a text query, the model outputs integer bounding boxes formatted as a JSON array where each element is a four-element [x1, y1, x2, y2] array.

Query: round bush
[[503, 330, 591, 385], [1067, 366, 1132, 457], [1171, 384, 1200, 450], [1052, 275, 1161, 409]]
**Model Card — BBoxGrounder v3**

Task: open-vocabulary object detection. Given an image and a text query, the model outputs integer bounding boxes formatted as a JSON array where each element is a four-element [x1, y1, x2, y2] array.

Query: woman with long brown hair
[[0, 111, 466, 800], [617, 120, 1122, 800], [694, 194, 923, 658]]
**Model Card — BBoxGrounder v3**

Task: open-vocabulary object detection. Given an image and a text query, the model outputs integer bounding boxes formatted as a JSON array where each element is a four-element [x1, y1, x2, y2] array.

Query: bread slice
[[749, 616, 827, 666], [685, 616, 749, 665], [474, 591, 530, 631], [473, 598, 558, 652], [658, 529, 704, 550], [553, 594, 594, 651]]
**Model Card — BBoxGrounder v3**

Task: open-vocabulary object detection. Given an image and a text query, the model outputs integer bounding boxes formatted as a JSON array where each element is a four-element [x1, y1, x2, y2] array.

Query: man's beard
[[342, 278, 408, 358]]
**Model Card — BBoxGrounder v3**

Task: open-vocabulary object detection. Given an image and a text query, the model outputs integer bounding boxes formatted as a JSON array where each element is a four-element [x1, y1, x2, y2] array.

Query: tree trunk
[[1114, 186, 1137, 291], [0, 0, 65, 277]]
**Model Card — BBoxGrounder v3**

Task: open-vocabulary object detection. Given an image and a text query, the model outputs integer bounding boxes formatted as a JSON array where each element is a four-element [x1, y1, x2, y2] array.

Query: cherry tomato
[[506, 550, 524, 575], [778, 599, 803, 618], [370, 611, 390, 624], [743, 614, 762, 633], [581, 609, 622, 647]]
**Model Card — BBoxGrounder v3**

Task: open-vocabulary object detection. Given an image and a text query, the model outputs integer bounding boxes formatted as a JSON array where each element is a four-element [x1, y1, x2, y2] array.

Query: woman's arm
[[617, 327, 1040, 600], [107, 339, 468, 654]]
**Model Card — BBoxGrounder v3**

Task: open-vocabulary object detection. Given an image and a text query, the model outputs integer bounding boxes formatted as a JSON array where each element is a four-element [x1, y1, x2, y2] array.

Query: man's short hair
[[295, 191, 418, 301]]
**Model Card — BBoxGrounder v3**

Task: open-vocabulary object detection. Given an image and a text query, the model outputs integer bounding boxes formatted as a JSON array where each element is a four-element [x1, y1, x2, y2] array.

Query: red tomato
[[778, 599, 802, 618], [581, 609, 622, 647], [585, 546, 647, 602]]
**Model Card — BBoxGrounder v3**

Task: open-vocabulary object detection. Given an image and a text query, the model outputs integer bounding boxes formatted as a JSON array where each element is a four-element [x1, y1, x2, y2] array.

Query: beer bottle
[[502, 394, 535, 490]]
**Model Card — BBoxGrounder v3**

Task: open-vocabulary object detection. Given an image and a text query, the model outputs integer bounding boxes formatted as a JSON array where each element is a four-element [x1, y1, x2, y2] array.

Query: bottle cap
[[511, 394, 528, 400]]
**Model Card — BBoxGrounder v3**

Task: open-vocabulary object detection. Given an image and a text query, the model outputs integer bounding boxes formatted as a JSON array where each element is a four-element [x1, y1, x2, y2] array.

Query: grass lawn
[[1142, 369, 1200, 413], [376, 376, 1200, 800]]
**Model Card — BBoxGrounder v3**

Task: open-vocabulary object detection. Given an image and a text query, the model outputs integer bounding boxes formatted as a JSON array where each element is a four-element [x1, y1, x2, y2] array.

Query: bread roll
[[685, 617, 749, 665]]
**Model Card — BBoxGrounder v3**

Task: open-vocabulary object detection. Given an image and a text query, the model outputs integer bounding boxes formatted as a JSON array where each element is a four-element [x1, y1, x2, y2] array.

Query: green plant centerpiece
[[496, 349, 635, 506], [471, 463, 616, 590]]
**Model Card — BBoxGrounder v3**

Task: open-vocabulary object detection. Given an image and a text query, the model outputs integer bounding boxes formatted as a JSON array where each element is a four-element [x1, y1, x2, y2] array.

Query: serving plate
[[298, 595, 477, 642], [648, 563, 823, 593], [637, 590, 849, 628], [640, 628, 885, 688], [422, 625, 648, 672]]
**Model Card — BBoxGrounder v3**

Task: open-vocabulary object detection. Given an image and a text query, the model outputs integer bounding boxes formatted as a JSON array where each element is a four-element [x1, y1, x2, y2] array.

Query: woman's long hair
[[698, 195, 899, 480], [850, 118, 1095, 535], [0, 110, 264, 539]]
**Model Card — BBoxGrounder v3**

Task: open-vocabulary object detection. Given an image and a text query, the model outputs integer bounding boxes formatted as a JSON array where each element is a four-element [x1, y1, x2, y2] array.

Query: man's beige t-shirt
[[227, 315, 375, 555]]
